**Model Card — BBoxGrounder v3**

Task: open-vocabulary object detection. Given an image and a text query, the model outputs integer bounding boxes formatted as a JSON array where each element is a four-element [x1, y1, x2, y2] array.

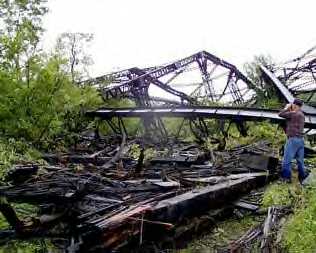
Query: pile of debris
[[0, 136, 279, 252], [229, 205, 292, 253]]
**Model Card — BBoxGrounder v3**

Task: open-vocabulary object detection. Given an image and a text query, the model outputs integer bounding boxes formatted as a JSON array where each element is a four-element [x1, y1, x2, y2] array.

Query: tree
[[0, 1, 102, 149], [243, 55, 281, 108], [55, 32, 94, 83], [0, 0, 48, 80]]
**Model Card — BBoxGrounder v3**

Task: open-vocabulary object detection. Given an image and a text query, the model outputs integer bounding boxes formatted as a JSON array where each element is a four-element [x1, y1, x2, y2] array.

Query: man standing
[[278, 98, 307, 183]]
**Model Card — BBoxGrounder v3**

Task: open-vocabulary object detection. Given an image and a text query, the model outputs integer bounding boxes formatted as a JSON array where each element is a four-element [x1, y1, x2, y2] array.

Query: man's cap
[[293, 98, 303, 106]]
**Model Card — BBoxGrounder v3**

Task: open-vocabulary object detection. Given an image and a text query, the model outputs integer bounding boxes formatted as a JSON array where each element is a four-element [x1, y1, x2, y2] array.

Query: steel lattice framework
[[83, 51, 254, 106], [84, 48, 316, 141], [269, 46, 316, 103]]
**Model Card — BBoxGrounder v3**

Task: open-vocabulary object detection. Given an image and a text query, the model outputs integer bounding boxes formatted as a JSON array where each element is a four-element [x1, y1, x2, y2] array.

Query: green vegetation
[[0, 60, 103, 149], [283, 188, 316, 253], [0, 0, 102, 251], [0, 240, 55, 253], [262, 183, 294, 207], [0, 0, 103, 150], [225, 121, 285, 149], [0, 0, 112, 150], [243, 55, 282, 108], [0, 140, 40, 181]]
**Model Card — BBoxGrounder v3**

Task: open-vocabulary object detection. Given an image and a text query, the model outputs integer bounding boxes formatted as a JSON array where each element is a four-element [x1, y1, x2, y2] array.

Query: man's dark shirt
[[279, 109, 305, 138]]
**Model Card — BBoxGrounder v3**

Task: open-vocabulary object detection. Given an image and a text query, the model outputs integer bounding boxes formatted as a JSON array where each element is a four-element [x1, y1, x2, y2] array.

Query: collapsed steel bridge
[[84, 49, 316, 138], [82, 50, 258, 138], [83, 51, 254, 106]]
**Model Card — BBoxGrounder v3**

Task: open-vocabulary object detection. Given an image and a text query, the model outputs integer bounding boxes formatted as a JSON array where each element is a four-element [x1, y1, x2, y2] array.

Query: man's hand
[[279, 104, 294, 118]]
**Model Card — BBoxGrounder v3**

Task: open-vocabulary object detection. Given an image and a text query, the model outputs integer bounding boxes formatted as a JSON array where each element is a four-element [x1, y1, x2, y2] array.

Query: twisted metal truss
[[269, 46, 316, 102], [83, 51, 254, 106], [84, 48, 316, 141], [81, 51, 257, 141]]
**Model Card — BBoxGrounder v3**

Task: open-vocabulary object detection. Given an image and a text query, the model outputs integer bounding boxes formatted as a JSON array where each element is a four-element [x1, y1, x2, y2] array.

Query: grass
[[262, 182, 298, 208]]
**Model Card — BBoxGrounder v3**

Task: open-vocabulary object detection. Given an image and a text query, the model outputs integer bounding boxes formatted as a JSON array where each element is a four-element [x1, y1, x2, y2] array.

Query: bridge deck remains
[[87, 106, 316, 129]]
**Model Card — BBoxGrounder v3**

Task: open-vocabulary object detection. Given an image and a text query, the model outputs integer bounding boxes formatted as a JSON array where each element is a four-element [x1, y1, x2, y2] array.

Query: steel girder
[[86, 106, 316, 129]]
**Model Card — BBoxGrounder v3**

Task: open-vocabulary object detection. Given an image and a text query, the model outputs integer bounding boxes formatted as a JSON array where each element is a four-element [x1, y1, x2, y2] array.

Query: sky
[[43, 0, 316, 78]]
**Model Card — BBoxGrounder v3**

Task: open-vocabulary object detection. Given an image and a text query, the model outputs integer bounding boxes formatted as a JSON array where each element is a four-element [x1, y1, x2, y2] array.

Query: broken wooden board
[[233, 200, 259, 212], [183, 172, 269, 185]]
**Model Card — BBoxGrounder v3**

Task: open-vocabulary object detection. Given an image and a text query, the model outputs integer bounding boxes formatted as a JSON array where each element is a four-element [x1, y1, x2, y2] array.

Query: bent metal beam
[[260, 65, 316, 114], [86, 106, 316, 129]]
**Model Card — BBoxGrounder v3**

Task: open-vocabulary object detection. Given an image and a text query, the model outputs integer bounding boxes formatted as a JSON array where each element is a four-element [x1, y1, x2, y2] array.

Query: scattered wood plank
[[233, 200, 259, 212]]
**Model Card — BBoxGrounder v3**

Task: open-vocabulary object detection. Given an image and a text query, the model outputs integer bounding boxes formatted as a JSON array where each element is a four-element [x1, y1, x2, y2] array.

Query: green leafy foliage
[[225, 121, 286, 150], [243, 55, 283, 108], [0, 0, 48, 76], [0, 0, 103, 150], [0, 2, 103, 249], [0, 55, 103, 149]]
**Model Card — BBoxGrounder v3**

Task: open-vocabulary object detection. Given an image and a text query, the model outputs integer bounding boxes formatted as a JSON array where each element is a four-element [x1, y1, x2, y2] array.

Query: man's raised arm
[[279, 104, 293, 119]]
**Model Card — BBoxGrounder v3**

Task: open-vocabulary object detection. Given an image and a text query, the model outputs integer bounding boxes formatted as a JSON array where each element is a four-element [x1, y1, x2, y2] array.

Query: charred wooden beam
[[150, 173, 269, 223], [0, 197, 22, 230]]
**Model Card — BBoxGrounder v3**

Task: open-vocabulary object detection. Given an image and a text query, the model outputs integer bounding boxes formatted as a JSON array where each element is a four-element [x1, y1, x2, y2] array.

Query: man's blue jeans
[[282, 137, 305, 180]]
